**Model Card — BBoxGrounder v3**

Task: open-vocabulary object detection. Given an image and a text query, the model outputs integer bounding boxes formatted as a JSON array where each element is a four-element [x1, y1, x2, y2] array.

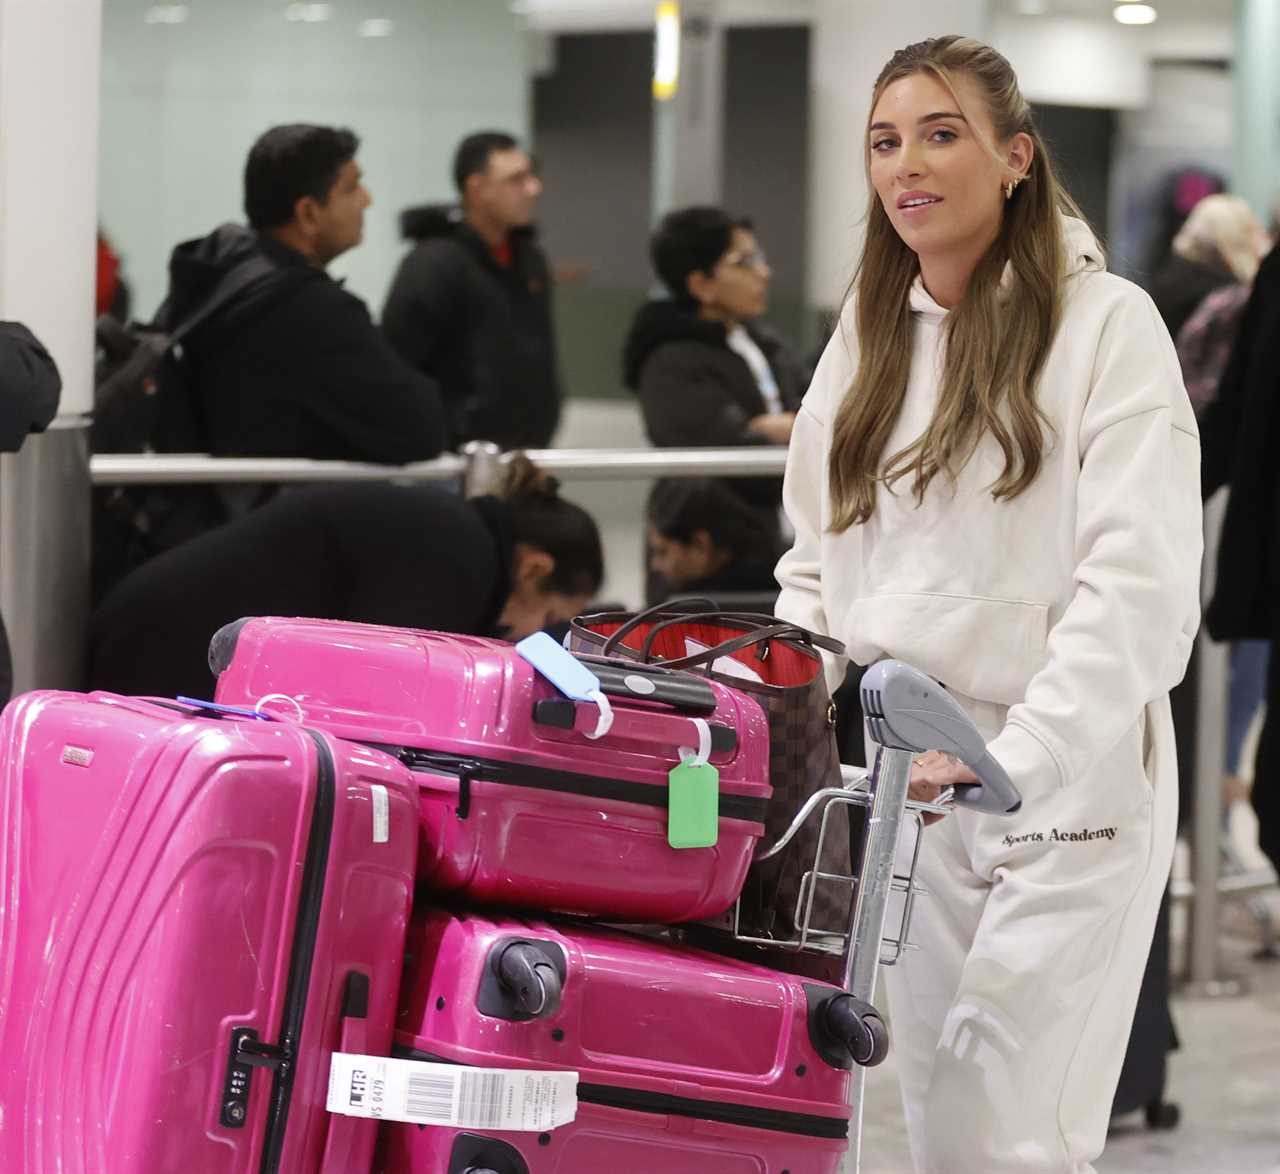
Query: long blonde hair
[[1172, 194, 1264, 285], [829, 36, 1087, 531]]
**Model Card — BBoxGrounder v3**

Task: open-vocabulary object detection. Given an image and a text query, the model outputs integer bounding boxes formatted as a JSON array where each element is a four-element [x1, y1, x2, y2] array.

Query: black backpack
[[92, 253, 277, 454], [91, 254, 280, 604]]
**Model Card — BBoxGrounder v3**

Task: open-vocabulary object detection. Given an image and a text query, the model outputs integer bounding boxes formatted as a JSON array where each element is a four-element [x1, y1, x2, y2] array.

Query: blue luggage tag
[[175, 696, 273, 720], [516, 632, 602, 703]]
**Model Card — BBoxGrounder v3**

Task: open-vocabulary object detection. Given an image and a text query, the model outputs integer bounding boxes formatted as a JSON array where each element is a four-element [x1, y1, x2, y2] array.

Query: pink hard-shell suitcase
[[210, 617, 773, 923], [0, 690, 419, 1174], [375, 909, 877, 1173]]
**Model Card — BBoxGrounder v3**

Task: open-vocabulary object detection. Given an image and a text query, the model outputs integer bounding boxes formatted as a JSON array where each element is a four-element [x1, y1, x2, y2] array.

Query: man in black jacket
[[0, 322, 61, 701], [382, 131, 561, 450], [152, 124, 445, 464]]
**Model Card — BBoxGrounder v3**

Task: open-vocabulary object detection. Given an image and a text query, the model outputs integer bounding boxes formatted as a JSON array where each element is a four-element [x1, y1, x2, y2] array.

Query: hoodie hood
[[159, 222, 318, 339], [909, 213, 1107, 323], [399, 205, 543, 272], [622, 298, 728, 389], [400, 203, 463, 242], [1061, 213, 1106, 275]]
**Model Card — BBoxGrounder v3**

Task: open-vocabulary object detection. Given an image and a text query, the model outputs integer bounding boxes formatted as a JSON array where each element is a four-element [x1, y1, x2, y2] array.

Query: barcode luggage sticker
[[327, 1053, 577, 1131]]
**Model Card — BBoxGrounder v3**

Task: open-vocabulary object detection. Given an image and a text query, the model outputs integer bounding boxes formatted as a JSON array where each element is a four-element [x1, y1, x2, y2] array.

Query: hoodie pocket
[[851, 592, 1050, 706]]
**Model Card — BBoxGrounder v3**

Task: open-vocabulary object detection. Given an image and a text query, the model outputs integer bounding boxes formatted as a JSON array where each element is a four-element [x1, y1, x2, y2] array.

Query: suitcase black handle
[[317, 973, 374, 1171], [575, 655, 719, 714]]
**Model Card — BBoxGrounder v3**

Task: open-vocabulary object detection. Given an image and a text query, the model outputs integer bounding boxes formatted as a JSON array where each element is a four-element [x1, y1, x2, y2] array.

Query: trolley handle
[[860, 660, 1023, 816]]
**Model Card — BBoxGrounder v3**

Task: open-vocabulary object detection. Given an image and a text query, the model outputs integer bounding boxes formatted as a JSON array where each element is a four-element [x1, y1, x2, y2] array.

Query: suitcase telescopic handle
[[531, 698, 737, 755], [860, 660, 1023, 815]]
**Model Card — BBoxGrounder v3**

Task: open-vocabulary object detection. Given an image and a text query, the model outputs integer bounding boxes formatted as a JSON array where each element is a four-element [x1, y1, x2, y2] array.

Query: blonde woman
[[775, 36, 1201, 1174], [1152, 192, 1267, 340]]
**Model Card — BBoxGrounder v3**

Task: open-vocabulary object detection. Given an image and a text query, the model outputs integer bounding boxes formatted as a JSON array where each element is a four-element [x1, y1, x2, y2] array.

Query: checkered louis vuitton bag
[[568, 600, 857, 940]]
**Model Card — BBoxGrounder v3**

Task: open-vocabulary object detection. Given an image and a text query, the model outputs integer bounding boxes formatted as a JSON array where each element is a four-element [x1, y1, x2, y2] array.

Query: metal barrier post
[[461, 441, 504, 498], [1185, 490, 1243, 995]]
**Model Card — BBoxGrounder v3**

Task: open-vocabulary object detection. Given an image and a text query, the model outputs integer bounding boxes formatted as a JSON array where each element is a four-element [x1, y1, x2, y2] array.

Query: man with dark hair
[[151, 123, 445, 464], [381, 130, 561, 450]]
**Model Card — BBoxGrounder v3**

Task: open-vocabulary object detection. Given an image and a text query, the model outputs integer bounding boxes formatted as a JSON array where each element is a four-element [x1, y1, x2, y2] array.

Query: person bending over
[[89, 456, 602, 701]]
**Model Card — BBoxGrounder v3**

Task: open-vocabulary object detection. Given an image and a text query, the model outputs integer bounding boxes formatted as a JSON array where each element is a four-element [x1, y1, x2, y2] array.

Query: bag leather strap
[[599, 597, 719, 657], [639, 620, 829, 671]]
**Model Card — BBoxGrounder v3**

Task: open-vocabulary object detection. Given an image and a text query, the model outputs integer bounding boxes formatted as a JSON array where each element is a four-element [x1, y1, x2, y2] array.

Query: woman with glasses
[[624, 205, 806, 598]]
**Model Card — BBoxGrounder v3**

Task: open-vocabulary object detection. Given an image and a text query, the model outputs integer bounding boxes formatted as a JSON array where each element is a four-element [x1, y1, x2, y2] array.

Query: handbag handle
[[637, 609, 844, 667], [674, 611, 845, 657], [640, 618, 844, 672], [599, 597, 720, 657]]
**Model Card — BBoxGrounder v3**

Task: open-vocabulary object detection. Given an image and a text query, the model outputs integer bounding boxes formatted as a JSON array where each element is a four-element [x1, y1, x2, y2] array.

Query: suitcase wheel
[[819, 994, 891, 1068], [852, 1011, 890, 1067], [1144, 1099, 1180, 1131], [497, 942, 564, 1019]]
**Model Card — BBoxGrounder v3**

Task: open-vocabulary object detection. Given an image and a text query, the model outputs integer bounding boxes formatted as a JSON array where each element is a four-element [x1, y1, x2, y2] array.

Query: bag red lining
[[587, 621, 821, 688]]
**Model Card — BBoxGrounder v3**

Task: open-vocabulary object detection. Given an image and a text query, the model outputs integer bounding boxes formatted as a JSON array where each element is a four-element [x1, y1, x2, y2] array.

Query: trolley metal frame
[[712, 747, 950, 1172]]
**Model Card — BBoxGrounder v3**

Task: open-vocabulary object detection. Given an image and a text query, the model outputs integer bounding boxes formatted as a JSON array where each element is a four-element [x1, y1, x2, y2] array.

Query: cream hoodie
[[775, 217, 1202, 796]]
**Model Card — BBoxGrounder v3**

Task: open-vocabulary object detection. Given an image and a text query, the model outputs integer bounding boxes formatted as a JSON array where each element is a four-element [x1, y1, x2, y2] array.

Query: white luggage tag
[[327, 1052, 578, 1130], [517, 631, 613, 739]]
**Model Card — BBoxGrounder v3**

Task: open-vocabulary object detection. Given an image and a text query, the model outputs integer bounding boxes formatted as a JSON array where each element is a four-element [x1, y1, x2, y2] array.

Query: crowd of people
[[85, 122, 816, 668]]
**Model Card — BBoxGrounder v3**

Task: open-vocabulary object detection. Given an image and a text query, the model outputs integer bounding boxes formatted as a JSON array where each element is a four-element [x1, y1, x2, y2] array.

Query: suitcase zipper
[[392, 1045, 849, 1141], [255, 729, 336, 1173], [368, 745, 769, 827]]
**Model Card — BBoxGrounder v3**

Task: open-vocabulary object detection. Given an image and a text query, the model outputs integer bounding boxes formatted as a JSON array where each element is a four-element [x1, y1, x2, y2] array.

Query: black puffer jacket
[[153, 224, 446, 463], [0, 323, 62, 701], [1149, 254, 1235, 341], [382, 207, 561, 450], [623, 299, 805, 509], [1200, 242, 1280, 639]]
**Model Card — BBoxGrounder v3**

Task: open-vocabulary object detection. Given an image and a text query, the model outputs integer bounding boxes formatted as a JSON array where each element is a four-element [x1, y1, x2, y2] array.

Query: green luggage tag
[[668, 719, 719, 850]]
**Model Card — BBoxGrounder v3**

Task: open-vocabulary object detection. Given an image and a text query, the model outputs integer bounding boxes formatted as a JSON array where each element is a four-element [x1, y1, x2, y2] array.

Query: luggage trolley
[[717, 660, 1025, 1172]]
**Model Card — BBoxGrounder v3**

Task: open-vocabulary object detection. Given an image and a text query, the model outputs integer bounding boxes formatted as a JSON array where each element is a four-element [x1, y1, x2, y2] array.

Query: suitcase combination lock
[[220, 1026, 289, 1128]]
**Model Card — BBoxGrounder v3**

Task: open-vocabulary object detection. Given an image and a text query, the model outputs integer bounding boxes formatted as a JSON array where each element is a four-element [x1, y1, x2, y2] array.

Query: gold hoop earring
[[1004, 180, 1016, 200]]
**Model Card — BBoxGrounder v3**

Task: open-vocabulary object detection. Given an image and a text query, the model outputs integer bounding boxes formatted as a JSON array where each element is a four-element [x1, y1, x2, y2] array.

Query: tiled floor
[[846, 893, 1280, 1172]]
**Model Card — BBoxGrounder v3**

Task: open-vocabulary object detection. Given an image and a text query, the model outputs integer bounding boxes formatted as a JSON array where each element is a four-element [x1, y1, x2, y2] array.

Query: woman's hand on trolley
[[909, 751, 979, 825]]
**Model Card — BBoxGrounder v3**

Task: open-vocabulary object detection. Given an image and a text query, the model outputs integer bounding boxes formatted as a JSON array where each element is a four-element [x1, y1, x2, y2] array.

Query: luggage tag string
[[254, 693, 305, 724], [678, 717, 713, 767], [584, 689, 614, 740]]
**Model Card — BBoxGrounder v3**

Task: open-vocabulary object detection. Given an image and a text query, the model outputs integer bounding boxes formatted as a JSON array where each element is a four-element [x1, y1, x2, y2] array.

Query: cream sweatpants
[[881, 693, 1178, 1173]]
